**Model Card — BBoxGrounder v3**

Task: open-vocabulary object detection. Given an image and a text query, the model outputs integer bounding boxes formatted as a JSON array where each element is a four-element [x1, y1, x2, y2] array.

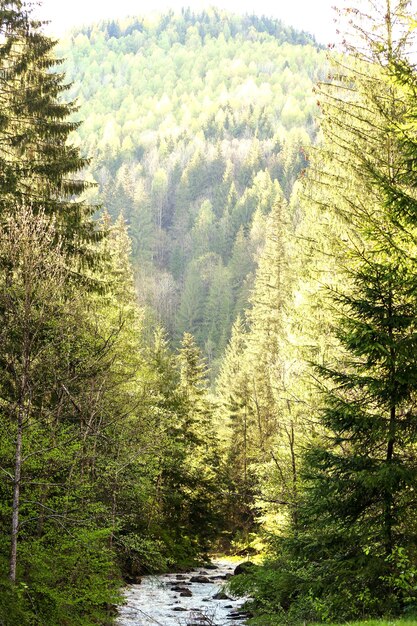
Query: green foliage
[[310, 617, 416, 626], [0, 6, 227, 622], [234, 1, 417, 624], [0, 207, 123, 624], [383, 548, 417, 613], [10, 4, 417, 626], [0, 1, 100, 262], [15, 530, 120, 626], [117, 535, 170, 574], [57, 10, 325, 360], [0, 578, 32, 626]]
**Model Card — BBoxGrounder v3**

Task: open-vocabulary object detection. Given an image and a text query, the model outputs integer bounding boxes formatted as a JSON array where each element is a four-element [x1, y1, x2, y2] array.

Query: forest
[[1, 1, 417, 626], [58, 10, 325, 373]]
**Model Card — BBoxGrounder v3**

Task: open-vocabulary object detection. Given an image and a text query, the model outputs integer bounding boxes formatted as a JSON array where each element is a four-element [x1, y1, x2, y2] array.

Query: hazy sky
[[35, 0, 336, 44]]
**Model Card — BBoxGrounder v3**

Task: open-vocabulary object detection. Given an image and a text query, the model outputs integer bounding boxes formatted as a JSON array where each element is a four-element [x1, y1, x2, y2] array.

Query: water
[[117, 559, 249, 626]]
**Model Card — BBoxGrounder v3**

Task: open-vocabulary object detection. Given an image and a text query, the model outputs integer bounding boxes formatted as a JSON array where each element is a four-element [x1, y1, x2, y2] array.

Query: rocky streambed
[[117, 559, 250, 626]]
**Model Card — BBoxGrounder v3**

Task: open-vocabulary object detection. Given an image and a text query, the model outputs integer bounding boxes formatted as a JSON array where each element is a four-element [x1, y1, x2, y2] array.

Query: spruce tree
[[0, 4, 118, 622], [249, 1, 417, 621], [216, 317, 257, 541], [175, 333, 222, 550], [245, 199, 301, 523], [0, 1, 99, 260]]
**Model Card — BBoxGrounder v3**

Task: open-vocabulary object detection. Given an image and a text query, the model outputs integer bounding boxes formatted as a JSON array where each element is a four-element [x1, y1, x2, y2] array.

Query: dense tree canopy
[[4, 2, 417, 625], [57, 10, 326, 368], [229, 1, 417, 623]]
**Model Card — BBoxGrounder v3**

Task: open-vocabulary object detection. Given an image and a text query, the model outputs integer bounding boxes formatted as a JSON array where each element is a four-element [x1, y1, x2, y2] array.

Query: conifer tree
[[244, 1, 417, 621], [175, 333, 222, 549], [216, 317, 257, 540], [178, 332, 212, 440], [0, 5, 117, 622], [244, 199, 302, 523], [0, 1, 99, 260]]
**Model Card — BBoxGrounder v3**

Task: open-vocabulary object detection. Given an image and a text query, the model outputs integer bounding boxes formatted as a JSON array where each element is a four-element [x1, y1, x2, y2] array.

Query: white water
[[117, 559, 249, 626]]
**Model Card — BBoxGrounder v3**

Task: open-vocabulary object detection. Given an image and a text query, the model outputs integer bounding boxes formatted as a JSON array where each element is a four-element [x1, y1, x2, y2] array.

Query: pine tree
[[248, 1, 417, 621], [216, 317, 257, 541], [0, 6, 120, 622], [176, 333, 222, 549], [244, 199, 302, 523], [204, 262, 233, 364], [0, 1, 99, 260], [178, 332, 212, 437]]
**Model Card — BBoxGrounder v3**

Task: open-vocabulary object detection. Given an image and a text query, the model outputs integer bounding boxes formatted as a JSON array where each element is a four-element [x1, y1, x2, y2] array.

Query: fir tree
[[216, 317, 257, 541], [0, 1, 99, 261], [244, 1, 417, 621]]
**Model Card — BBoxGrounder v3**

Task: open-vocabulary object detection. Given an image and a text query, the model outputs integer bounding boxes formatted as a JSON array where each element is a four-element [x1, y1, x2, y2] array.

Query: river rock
[[213, 591, 230, 600], [203, 563, 218, 570], [172, 607, 188, 612], [228, 610, 253, 620], [187, 619, 209, 626], [233, 561, 255, 576], [176, 574, 188, 580], [189, 575, 211, 583], [180, 589, 193, 597]]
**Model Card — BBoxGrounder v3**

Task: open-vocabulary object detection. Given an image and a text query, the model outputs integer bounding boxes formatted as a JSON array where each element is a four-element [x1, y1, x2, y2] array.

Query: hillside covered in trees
[[58, 10, 326, 369], [2, 1, 417, 626]]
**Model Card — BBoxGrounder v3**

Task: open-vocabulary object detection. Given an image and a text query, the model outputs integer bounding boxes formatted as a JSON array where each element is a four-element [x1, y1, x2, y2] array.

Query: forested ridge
[[2, 1, 417, 626], [58, 10, 326, 371]]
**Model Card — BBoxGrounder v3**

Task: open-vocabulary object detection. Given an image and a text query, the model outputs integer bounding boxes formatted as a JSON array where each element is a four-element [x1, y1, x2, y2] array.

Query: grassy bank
[[311, 617, 417, 626]]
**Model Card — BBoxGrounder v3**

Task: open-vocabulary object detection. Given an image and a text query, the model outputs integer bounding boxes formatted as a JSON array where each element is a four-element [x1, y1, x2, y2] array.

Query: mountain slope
[[59, 9, 327, 368]]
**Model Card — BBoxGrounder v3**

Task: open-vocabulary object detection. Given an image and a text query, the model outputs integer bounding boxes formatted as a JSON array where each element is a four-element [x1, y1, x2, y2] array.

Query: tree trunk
[[385, 284, 396, 556], [10, 404, 24, 582]]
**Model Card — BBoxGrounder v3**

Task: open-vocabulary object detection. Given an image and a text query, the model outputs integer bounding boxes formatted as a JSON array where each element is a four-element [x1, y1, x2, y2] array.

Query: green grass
[[311, 617, 417, 626]]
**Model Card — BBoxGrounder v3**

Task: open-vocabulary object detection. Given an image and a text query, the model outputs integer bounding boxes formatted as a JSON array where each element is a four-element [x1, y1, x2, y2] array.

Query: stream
[[117, 559, 250, 626]]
